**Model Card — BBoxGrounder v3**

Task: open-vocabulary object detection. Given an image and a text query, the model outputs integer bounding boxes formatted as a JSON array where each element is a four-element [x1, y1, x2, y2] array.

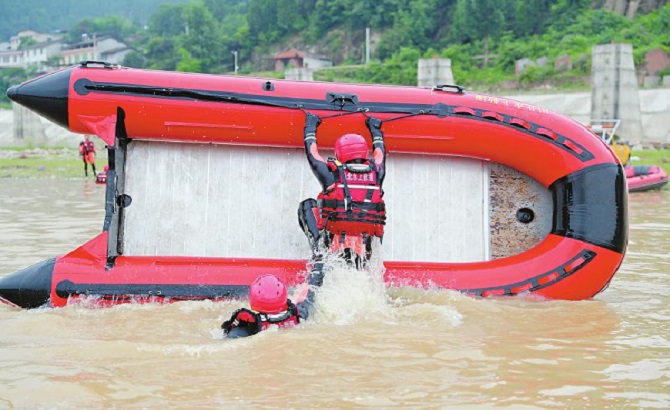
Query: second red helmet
[[249, 274, 288, 314], [335, 134, 369, 163]]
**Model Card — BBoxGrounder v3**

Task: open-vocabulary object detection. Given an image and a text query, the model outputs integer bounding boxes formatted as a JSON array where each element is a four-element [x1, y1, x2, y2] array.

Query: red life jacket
[[317, 159, 386, 238], [259, 309, 300, 331], [222, 301, 301, 337], [80, 140, 95, 154]]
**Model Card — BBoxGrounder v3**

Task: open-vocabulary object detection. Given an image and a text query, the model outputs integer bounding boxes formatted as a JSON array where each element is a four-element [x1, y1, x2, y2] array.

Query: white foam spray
[[310, 239, 390, 325]]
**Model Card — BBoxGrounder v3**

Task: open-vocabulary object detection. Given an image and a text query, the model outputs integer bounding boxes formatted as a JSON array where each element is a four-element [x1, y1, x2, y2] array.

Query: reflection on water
[[0, 179, 669, 408]]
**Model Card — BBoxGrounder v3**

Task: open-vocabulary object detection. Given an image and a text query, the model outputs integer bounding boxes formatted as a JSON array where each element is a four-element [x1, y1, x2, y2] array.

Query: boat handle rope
[[315, 107, 369, 120], [300, 107, 435, 127], [75, 76, 590, 161]]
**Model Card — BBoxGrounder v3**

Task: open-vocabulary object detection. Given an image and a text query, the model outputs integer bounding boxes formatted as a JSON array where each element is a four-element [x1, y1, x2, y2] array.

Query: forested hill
[[1, 0, 669, 97], [121, 0, 669, 91], [0, 0, 184, 40]]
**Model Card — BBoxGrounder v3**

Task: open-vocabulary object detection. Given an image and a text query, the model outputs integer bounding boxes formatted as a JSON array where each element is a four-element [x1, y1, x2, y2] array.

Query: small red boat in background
[[588, 119, 668, 193], [625, 165, 669, 192]]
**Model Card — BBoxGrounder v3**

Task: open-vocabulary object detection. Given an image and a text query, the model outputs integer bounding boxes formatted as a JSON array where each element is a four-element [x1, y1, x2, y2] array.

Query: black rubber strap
[[335, 163, 353, 211]]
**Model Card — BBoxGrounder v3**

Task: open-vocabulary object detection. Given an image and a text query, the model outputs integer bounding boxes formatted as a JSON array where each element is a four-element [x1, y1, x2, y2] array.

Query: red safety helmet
[[335, 134, 369, 163], [249, 274, 288, 314]]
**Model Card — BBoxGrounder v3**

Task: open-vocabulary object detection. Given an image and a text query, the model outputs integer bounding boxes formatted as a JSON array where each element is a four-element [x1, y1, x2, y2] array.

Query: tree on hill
[[65, 16, 137, 43], [2, 0, 670, 105], [450, 0, 507, 67], [0, 0, 184, 41], [145, 2, 225, 73]]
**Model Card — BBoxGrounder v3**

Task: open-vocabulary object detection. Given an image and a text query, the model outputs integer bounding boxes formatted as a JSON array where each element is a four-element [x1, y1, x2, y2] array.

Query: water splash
[[311, 241, 389, 325]]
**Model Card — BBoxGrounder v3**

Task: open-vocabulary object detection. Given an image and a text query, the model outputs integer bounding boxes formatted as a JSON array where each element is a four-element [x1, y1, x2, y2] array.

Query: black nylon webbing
[[336, 163, 353, 211]]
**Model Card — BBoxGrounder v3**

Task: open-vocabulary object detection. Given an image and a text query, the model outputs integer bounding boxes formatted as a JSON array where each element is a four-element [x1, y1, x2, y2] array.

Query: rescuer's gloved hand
[[365, 116, 383, 142], [304, 113, 322, 141], [222, 308, 261, 337]]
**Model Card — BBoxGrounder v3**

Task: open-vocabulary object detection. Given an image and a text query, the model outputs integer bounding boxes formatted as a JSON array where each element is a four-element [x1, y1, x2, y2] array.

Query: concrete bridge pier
[[12, 103, 48, 146], [0, 102, 80, 148], [591, 43, 644, 144], [418, 58, 455, 88], [285, 68, 314, 81]]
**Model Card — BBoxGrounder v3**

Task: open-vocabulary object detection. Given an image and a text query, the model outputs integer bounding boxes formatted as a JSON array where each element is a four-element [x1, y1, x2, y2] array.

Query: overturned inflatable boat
[[1, 61, 628, 308]]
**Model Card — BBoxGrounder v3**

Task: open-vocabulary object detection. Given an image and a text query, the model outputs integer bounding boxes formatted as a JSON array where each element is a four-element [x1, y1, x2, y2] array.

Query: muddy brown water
[[0, 178, 668, 408]]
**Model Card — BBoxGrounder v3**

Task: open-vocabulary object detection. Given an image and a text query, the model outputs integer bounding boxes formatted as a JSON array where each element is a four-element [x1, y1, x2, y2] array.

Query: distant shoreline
[[0, 147, 108, 179], [1, 147, 667, 181]]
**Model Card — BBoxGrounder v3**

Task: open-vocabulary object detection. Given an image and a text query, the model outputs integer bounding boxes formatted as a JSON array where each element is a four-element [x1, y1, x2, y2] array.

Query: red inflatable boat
[[0, 62, 628, 308], [625, 165, 668, 192]]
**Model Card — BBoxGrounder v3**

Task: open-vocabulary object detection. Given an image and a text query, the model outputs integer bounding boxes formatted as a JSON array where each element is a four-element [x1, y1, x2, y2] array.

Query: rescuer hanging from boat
[[222, 113, 387, 338], [298, 112, 387, 274]]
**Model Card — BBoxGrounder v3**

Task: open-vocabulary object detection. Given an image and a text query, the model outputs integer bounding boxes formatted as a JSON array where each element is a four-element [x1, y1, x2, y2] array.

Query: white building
[[100, 45, 134, 65], [60, 37, 132, 66], [0, 30, 132, 71], [10, 30, 62, 50], [21, 40, 64, 71], [1, 30, 65, 71], [0, 49, 22, 68]]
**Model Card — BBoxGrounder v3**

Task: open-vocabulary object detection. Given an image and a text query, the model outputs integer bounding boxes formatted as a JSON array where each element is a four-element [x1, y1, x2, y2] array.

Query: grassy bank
[[0, 147, 667, 185], [631, 149, 670, 176], [0, 148, 107, 179]]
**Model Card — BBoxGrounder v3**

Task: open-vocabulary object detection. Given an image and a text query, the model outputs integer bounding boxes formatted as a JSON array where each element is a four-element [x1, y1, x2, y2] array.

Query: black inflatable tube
[[550, 163, 628, 253]]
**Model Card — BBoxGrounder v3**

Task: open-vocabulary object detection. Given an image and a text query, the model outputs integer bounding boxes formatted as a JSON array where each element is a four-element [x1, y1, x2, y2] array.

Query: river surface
[[0, 178, 668, 408]]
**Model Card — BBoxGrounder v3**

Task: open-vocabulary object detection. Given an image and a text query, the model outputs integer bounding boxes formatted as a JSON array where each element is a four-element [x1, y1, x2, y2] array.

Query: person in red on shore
[[79, 134, 97, 177], [222, 274, 316, 339], [298, 112, 387, 278]]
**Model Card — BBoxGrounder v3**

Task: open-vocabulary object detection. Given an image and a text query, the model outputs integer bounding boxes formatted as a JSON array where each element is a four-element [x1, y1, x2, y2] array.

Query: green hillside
[[0, 0, 185, 40], [1, 0, 669, 101]]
